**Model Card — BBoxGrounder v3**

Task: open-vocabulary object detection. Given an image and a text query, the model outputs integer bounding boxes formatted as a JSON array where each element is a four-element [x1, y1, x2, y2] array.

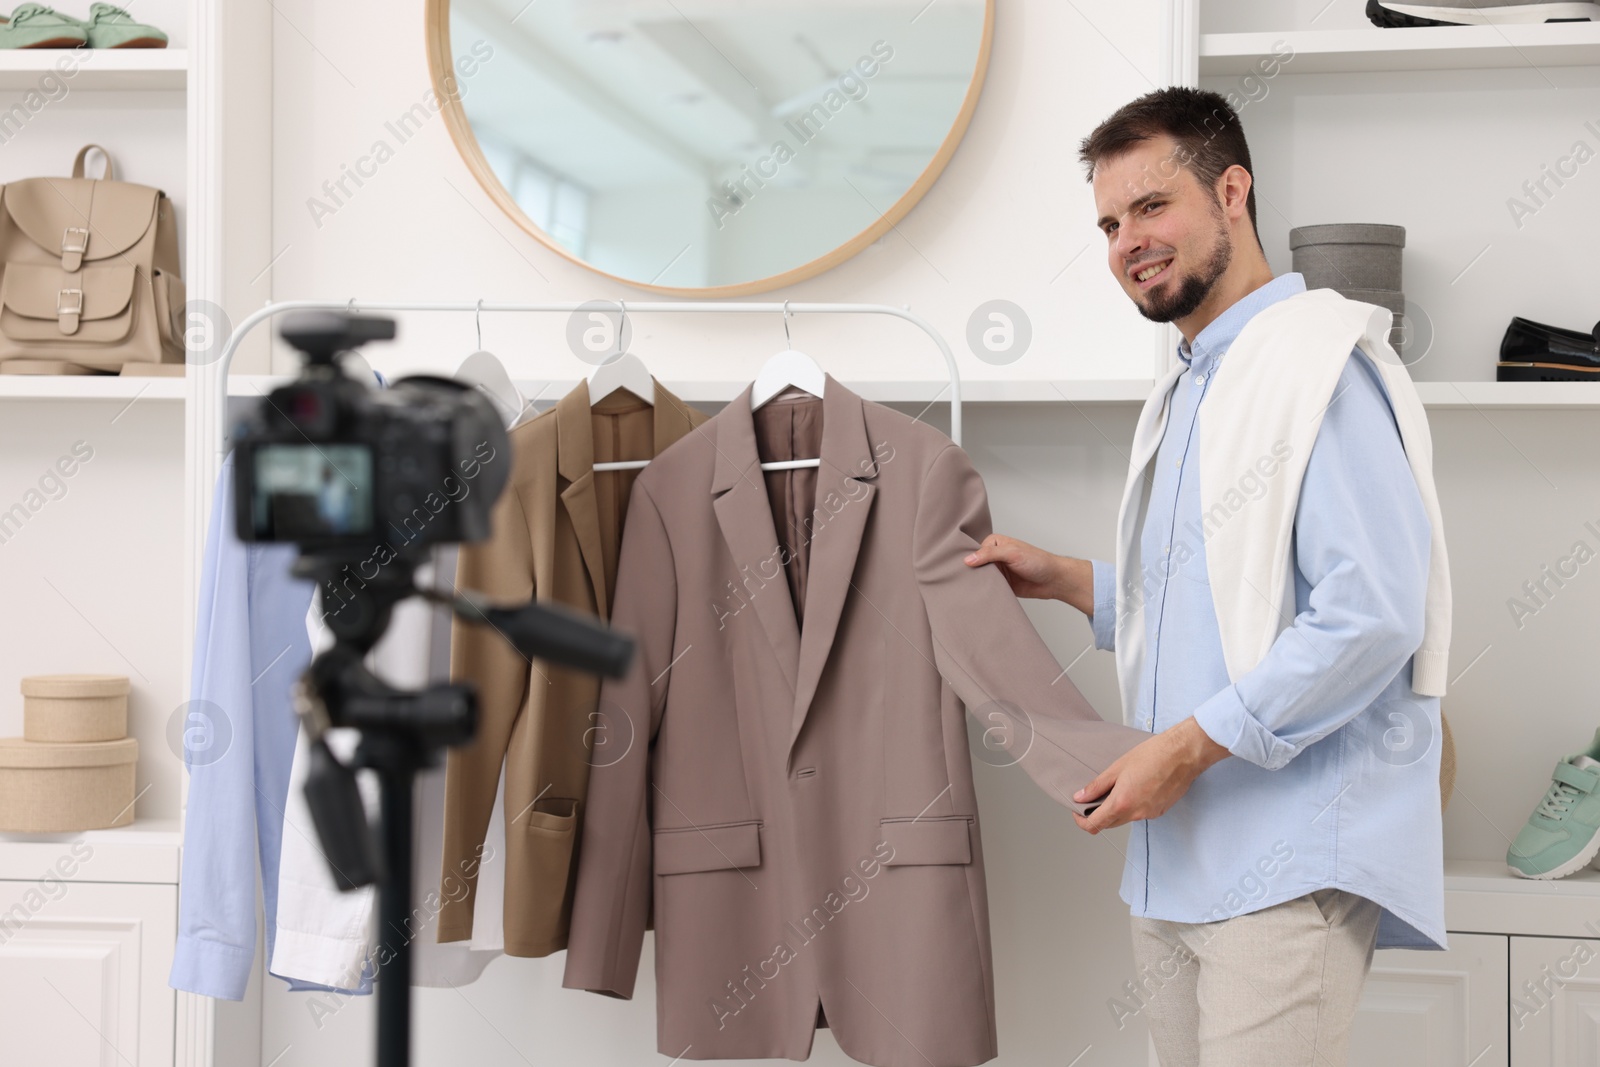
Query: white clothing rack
[[210, 301, 963, 459]]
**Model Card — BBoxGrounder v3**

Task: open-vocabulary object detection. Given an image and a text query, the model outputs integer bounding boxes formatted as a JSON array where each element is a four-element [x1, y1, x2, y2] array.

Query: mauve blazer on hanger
[[562, 376, 1143, 1067]]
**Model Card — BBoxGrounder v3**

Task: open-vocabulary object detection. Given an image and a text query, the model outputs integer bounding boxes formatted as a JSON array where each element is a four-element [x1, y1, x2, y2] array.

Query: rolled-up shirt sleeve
[[1190, 353, 1431, 770], [1089, 558, 1117, 652]]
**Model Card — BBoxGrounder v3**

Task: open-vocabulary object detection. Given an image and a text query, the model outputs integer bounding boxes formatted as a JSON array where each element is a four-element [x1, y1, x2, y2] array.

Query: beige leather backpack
[[0, 144, 185, 375]]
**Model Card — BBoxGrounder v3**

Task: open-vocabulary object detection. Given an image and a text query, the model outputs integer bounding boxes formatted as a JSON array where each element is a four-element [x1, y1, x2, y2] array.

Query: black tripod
[[291, 552, 633, 1067]]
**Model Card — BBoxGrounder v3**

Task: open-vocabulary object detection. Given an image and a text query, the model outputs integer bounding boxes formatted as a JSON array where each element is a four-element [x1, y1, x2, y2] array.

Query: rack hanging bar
[[211, 300, 962, 454]]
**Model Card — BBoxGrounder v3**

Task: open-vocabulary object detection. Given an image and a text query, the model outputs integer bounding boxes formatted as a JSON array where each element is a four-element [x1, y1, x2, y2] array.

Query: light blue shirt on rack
[[168, 453, 375, 999], [1089, 272, 1446, 950]]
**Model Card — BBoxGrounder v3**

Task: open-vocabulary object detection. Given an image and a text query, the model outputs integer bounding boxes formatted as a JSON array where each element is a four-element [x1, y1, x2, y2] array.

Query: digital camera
[[231, 311, 509, 556]]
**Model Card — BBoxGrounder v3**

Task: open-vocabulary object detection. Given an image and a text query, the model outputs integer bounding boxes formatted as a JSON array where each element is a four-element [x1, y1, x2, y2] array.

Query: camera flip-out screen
[[251, 443, 375, 541]]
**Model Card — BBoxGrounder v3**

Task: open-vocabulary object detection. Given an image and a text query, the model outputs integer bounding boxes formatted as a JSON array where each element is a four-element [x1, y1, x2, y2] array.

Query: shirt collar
[[1177, 272, 1307, 375]]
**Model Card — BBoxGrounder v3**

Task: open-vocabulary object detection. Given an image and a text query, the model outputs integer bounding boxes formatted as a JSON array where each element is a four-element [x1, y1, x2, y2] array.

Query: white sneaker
[[1369, 0, 1600, 25]]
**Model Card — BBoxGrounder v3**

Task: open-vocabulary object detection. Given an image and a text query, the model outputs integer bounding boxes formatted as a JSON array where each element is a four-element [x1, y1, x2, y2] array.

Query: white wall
[[262, 0, 1169, 384]]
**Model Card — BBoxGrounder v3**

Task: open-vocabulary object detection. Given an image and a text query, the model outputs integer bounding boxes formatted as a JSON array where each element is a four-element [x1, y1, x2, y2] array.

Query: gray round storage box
[[1290, 223, 1405, 291]]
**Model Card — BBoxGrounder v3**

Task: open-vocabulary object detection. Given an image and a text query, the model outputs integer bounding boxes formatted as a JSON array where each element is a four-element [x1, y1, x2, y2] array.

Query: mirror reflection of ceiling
[[450, 0, 987, 291]]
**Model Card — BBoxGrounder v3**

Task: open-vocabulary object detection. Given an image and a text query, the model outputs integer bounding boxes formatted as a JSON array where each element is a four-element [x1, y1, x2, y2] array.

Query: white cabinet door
[[1510, 935, 1600, 1066], [0, 880, 177, 1066], [1350, 933, 1508, 1067]]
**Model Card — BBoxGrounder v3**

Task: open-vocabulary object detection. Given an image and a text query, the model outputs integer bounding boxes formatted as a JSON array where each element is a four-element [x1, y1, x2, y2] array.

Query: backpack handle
[[71, 144, 116, 181]]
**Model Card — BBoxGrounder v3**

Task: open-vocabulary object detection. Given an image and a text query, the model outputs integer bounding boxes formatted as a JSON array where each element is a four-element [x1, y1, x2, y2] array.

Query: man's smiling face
[[1092, 135, 1233, 325]]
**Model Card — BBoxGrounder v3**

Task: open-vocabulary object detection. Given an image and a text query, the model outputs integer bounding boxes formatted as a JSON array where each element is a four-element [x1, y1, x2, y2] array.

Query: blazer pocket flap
[[879, 816, 973, 865], [654, 820, 761, 875]]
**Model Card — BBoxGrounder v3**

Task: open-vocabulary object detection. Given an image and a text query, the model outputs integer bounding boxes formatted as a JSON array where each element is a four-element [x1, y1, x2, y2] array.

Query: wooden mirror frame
[[424, 0, 995, 297]]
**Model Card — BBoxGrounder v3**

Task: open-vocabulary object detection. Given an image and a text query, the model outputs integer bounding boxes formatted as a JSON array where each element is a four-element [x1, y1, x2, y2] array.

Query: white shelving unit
[[1201, 21, 1600, 75], [0, 1, 245, 1064]]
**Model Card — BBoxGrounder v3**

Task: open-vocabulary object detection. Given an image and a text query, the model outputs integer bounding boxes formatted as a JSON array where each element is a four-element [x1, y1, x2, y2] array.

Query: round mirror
[[426, 0, 993, 296]]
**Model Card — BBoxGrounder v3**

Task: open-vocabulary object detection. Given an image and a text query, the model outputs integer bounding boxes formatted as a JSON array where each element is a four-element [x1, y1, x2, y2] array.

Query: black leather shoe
[[1498, 316, 1600, 381], [1369, 1, 1600, 28]]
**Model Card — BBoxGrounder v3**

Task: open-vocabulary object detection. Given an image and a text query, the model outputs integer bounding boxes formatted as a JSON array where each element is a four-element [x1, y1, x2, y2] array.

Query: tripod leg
[[376, 761, 415, 1067]]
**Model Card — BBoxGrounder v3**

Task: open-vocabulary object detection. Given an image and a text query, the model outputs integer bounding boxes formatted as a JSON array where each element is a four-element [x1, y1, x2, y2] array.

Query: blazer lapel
[[711, 386, 803, 691], [555, 380, 612, 622], [788, 376, 877, 758]]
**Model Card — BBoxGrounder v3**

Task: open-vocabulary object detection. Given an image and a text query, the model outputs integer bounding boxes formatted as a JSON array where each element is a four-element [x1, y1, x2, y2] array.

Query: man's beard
[[1136, 226, 1233, 324]]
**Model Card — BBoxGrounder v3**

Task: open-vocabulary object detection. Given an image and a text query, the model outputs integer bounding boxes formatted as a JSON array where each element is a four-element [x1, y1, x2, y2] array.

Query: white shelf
[[1445, 859, 1600, 938], [0, 374, 186, 400], [1201, 23, 1600, 76], [0, 48, 187, 91], [0, 816, 180, 884], [1412, 380, 1600, 408]]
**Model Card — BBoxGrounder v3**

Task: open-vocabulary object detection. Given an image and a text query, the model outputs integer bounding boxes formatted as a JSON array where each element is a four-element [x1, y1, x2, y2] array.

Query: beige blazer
[[562, 377, 1143, 1067], [438, 379, 707, 957]]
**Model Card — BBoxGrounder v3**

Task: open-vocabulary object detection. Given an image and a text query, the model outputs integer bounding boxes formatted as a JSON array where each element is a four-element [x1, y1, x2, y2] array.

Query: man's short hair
[[1078, 87, 1258, 235]]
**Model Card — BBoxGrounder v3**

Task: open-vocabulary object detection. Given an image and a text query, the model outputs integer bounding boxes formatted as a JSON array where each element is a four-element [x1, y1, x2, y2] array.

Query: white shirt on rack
[[270, 549, 507, 992]]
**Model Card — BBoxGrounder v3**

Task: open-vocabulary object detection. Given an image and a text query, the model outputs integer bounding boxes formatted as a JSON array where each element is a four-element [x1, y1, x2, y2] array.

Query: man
[[964, 87, 1450, 1066]]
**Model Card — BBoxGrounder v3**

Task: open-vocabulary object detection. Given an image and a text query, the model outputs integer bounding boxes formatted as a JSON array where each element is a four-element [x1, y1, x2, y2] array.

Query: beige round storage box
[[0, 736, 138, 831], [21, 674, 129, 742]]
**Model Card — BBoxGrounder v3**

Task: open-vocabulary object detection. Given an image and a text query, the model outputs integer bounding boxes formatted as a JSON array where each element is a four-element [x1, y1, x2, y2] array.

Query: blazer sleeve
[[913, 445, 1145, 811], [438, 481, 536, 942], [561, 479, 673, 1000]]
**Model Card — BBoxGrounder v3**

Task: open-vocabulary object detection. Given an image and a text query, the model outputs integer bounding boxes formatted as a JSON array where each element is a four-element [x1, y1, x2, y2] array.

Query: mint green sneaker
[[68, 3, 166, 49], [0, 4, 87, 48], [1507, 730, 1600, 879]]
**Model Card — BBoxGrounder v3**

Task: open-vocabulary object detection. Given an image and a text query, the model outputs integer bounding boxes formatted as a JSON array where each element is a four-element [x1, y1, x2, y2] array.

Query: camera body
[[231, 311, 509, 557]]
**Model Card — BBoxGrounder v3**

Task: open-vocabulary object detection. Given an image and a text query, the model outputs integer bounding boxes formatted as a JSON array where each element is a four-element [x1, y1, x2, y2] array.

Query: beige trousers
[[1129, 889, 1382, 1067]]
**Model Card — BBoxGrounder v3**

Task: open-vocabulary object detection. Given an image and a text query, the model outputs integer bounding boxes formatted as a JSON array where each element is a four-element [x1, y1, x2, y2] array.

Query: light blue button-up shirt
[[169, 453, 375, 999], [1089, 273, 1446, 950]]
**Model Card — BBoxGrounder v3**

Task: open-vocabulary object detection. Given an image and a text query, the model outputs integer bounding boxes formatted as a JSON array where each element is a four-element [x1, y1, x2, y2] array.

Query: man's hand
[[964, 534, 1093, 614], [1072, 717, 1230, 833]]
